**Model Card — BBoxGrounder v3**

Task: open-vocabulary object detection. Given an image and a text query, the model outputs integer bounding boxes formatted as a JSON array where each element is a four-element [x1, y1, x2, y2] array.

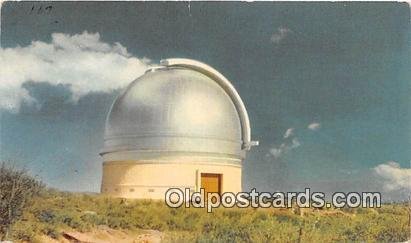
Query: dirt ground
[[39, 226, 163, 243]]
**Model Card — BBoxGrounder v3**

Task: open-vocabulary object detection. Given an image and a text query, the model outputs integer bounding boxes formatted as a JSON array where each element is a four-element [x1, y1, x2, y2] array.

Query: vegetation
[[0, 163, 44, 240], [1, 165, 409, 242], [5, 191, 410, 242]]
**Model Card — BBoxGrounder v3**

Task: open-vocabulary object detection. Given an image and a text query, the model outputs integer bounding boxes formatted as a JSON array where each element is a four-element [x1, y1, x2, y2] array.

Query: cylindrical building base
[[101, 161, 242, 199]]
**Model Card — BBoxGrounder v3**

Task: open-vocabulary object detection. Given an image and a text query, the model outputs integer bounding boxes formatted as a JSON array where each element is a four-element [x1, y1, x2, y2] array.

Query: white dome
[[101, 59, 256, 161]]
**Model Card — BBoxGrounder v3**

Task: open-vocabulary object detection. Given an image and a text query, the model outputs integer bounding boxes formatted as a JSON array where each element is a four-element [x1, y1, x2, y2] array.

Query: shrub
[[0, 162, 44, 240]]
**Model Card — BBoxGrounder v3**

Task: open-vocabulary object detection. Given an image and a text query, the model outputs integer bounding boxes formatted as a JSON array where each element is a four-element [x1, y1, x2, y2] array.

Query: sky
[[1, 2, 410, 201]]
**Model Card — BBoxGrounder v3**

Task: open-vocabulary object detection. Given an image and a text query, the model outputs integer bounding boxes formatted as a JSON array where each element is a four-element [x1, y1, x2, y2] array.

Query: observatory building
[[100, 58, 257, 199]]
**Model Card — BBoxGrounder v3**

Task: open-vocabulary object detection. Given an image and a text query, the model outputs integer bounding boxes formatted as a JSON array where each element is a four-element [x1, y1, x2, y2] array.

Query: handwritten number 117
[[30, 5, 52, 14]]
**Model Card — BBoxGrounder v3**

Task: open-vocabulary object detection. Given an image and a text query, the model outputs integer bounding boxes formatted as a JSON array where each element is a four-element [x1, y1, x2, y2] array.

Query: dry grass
[[6, 190, 410, 242]]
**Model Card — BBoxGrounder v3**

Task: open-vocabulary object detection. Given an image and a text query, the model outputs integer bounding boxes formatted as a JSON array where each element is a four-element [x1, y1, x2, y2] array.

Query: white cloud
[[268, 122, 321, 160], [283, 128, 294, 138], [270, 27, 292, 44], [267, 137, 301, 160], [268, 147, 283, 159], [308, 122, 321, 131], [290, 138, 300, 149], [0, 31, 151, 112], [373, 161, 411, 191], [268, 127, 302, 159]]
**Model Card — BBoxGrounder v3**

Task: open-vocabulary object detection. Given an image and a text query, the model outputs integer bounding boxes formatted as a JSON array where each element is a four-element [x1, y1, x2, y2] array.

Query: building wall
[[101, 161, 242, 199]]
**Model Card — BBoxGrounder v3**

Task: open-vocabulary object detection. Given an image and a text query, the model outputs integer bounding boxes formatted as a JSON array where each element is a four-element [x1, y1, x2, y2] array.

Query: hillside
[[5, 190, 410, 242]]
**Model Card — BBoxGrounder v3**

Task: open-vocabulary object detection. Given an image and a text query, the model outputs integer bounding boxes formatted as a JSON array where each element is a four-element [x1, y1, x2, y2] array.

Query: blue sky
[[1, 2, 410, 201]]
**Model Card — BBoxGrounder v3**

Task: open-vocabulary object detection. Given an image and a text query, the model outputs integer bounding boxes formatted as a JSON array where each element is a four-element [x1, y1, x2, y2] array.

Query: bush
[[0, 162, 44, 240]]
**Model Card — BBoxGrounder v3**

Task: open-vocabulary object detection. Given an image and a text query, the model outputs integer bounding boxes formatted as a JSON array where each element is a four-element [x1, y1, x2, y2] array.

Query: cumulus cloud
[[270, 27, 292, 44], [0, 31, 151, 112], [308, 122, 321, 131], [373, 161, 411, 191]]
